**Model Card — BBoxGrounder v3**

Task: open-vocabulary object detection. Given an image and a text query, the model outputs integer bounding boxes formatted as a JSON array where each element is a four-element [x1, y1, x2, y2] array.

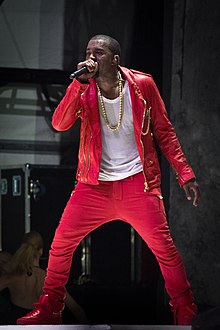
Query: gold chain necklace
[[96, 72, 124, 131]]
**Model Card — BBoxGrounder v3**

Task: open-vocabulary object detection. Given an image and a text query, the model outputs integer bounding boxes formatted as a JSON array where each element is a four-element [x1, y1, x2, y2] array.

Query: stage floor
[[0, 325, 192, 330]]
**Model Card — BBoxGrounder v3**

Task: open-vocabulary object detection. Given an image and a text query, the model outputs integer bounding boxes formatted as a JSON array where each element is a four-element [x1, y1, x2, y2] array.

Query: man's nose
[[89, 53, 96, 61]]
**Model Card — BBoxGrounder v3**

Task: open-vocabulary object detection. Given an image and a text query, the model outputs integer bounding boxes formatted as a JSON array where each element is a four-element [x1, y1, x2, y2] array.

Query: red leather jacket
[[52, 66, 195, 191]]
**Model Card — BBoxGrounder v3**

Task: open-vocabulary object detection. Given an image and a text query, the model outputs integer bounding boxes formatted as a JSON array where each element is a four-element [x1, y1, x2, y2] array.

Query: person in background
[[17, 34, 200, 326], [0, 231, 88, 324], [0, 251, 13, 316], [0, 251, 12, 277]]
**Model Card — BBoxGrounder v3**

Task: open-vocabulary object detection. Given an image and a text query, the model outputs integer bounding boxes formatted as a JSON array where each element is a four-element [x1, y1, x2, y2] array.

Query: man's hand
[[182, 179, 201, 207], [77, 59, 98, 80]]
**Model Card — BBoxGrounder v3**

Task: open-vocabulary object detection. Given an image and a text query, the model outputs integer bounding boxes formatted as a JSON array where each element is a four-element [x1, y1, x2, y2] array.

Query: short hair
[[90, 34, 121, 57]]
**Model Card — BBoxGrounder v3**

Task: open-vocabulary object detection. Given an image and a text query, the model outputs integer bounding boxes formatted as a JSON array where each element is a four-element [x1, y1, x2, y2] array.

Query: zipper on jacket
[[76, 108, 82, 117], [81, 117, 92, 181], [84, 132, 92, 179], [141, 137, 149, 192], [139, 98, 149, 191]]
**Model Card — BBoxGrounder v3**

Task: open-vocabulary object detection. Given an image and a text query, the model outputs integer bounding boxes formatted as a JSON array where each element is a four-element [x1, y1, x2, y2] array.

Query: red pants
[[44, 172, 191, 301]]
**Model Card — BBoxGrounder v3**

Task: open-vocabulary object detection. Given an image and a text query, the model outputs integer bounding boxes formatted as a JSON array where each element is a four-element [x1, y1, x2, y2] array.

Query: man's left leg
[[131, 202, 197, 325], [117, 173, 197, 325]]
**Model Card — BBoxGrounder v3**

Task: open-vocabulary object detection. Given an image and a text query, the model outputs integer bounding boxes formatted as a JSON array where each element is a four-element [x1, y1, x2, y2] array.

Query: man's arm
[[145, 76, 197, 186], [52, 80, 88, 131]]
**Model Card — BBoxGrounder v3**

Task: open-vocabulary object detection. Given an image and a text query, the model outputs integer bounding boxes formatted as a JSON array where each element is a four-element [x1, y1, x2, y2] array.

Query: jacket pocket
[[141, 106, 151, 136]]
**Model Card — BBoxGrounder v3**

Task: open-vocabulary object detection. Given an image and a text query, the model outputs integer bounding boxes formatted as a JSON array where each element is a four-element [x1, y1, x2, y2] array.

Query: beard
[[92, 70, 99, 79]]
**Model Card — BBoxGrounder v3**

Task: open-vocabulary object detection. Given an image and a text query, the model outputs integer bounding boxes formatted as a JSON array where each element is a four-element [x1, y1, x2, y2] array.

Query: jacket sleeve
[[146, 76, 195, 186], [52, 79, 88, 131]]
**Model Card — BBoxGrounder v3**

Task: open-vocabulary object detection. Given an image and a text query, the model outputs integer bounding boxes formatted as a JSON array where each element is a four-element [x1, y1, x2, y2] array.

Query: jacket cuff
[[177, 170, 196, 187]]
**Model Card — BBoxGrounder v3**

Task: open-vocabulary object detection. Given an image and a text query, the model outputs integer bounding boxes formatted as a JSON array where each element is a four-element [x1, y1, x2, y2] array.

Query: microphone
[[69, 66, 88, 79]]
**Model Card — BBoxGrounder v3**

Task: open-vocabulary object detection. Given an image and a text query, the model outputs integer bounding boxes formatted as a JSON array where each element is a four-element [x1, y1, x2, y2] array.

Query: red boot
[[17, 294, 65, 325], [170, 295, 198, 325]]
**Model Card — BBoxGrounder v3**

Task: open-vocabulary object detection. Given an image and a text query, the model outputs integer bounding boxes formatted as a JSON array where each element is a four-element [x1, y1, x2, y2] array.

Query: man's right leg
[[17, 181, 114, 325]]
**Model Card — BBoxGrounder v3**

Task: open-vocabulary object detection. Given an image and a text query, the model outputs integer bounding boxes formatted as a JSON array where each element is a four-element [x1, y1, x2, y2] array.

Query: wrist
[[76, 76, 90, 84]]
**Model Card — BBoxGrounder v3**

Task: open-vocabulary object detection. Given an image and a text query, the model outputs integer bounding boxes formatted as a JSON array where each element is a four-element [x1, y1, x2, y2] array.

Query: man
[[17, 34, 200, 325]]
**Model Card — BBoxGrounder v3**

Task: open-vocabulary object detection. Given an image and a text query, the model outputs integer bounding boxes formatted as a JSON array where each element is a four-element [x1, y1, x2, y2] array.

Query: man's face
[[85, 38, 116, 76]]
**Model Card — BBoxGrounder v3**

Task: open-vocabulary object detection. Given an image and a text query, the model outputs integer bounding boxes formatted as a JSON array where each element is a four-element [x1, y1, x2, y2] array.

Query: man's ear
[[113, 55, 120, 65]]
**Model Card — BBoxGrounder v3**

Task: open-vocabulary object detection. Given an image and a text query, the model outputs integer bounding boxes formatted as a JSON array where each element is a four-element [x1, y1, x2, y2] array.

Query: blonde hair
[[10, 231, 43, 275]]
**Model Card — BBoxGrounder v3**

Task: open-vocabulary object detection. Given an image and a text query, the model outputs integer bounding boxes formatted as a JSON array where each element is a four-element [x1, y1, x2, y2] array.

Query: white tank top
[[98, 81, 143, 181]]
